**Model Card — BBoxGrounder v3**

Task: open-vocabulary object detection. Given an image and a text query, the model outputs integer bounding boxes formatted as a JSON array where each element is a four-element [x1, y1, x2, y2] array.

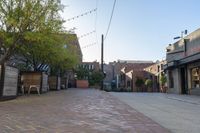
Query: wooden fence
[[48, 76, 61, 90], [0, 65, 18, 100], [20, 72, 48, 94]]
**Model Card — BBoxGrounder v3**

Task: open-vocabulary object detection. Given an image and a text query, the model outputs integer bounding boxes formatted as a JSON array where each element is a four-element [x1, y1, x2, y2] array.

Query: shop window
[[191, 67, 200, 88], [168, 70, 174, 88]]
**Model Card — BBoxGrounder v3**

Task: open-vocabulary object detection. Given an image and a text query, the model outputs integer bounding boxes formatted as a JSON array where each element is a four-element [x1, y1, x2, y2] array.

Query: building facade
[[79, 61, 100, 72], [144, 60, 166, 92], [106, 60, 154, 91], [165, 28, 200, 95]]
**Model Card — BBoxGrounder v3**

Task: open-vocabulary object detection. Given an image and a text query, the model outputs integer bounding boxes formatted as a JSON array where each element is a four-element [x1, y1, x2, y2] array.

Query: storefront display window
[[191, 67, 200, 88]]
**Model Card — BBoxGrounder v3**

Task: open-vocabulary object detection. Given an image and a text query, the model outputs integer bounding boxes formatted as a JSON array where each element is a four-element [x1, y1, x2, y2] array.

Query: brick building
[[106, 60, 154, 92], [144, 60, 166, 92], [79, 61, 100, 72]]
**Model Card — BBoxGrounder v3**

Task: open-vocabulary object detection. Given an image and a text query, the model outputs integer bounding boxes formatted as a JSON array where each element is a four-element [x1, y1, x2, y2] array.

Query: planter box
[[48, 76, 61, 90], [76, 80, 89, 88], [0, 65, 18, 100], [21, 71, 48, 94]]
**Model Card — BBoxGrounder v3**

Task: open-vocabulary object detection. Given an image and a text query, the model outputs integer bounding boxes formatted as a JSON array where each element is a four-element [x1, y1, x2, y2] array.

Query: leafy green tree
[[15, 34, 79, 72], [50, 43, 79, 75], [89, 71, 104, 86], [0, 0, 65, 64], [145, 79, 153, 92], [160, 74, 167, 86], [160, 74, 167, 92], [145, 79, 153, 87], [75, 67, 90, 80]]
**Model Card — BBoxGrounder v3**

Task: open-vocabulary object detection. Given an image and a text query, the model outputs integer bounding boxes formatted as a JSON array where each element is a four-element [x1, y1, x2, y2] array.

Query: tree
[[145, 79, 153, 92], [89, 71, 104, 86], [160, 74, 167, 92], [0, 0, 65, 65], [75, 67, 90, 80], [135, 77, 144, 92], [14, 34, 79, 72]]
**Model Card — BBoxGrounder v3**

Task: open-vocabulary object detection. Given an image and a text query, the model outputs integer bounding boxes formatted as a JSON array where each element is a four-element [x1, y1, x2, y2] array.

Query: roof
[[117, 59, 153, 64]]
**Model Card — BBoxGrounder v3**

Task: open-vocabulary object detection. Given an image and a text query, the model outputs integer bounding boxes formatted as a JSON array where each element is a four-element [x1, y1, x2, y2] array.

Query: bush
[[145, 79, 153, 88], [160, 74, 167, 86], [145, 79, 153, 92], [90, 71, 104, 86]]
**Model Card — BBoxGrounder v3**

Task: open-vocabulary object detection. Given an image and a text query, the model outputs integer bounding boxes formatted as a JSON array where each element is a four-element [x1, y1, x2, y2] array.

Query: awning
[[179, 53, 200, 65]]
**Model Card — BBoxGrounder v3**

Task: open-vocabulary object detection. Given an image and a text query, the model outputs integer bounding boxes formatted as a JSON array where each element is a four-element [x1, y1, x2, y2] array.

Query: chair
[[28, 85, 40, 95]]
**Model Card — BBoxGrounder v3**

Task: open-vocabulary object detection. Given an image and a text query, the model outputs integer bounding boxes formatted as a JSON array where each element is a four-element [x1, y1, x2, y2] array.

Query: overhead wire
[[104, 0, 117, 41]]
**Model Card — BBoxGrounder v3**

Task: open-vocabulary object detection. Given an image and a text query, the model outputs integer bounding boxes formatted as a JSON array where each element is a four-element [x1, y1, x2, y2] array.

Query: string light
[[66, 8, 97, 22], [78, 30, 96, 40], [81, 42, 97, 49]]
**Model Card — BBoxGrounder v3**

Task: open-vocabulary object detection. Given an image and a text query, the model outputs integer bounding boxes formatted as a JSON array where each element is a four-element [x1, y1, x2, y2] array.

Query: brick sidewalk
[[0, 89, 170, 133]]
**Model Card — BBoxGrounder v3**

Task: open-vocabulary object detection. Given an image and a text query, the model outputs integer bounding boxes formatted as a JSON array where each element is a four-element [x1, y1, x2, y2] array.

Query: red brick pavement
[[0, 89, 170, 133]]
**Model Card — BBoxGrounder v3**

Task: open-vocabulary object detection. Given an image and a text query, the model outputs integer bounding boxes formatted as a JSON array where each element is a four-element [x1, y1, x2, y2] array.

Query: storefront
[[165, 28, 200, 95], [187, 61, 200, 95]]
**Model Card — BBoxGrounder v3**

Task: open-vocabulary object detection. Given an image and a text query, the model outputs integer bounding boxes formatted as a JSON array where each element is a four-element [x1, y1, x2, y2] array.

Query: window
[[157, 65, 160, 72], [127, 81, 131, 87], [161, 64, 163, 70], [191, 67, 200, 88], [168, 70, 174, 88]]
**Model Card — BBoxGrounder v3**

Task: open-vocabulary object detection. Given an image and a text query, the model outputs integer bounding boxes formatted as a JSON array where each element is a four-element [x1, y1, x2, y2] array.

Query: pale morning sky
[[61, 0, 200, 63]]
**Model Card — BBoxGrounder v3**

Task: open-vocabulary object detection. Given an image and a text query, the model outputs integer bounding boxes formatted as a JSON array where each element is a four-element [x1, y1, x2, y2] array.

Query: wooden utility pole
[[101, 34, 104, 90]]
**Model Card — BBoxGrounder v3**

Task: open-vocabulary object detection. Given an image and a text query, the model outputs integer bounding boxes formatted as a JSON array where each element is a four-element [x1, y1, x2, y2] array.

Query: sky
[[61, 0, 200, 63]]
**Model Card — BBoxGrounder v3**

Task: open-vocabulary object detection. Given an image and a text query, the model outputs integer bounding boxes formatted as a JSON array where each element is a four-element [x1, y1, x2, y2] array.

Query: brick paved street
[[0, 89, 170, 133]]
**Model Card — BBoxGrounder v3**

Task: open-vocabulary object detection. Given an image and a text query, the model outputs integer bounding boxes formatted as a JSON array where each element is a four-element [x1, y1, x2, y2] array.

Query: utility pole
[[101, 34, 104, 90]]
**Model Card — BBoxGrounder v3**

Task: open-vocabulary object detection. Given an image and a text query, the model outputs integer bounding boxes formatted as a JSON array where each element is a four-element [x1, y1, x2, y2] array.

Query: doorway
[[180, 67, 187, 94]]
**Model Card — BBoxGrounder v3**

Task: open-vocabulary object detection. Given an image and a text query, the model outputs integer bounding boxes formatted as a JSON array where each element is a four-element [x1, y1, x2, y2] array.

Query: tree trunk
[[0, 49, 13, 65], [0, 37, 21, 65]]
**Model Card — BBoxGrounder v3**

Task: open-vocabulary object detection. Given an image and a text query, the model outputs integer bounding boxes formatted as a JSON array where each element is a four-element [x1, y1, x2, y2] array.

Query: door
[[180, 67, 187, 94]]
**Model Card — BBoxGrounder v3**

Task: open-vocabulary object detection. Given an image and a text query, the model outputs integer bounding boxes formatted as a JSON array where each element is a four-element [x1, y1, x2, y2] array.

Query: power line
[[104, 0, 117, 41], [66, 8, 97, 22]]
